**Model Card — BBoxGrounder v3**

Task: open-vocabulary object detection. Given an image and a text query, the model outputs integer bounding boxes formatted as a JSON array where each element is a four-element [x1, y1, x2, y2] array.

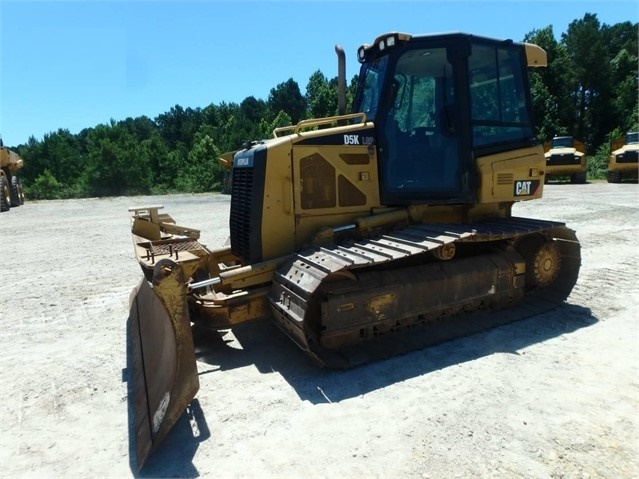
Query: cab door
[[378, 45, 466, 205]]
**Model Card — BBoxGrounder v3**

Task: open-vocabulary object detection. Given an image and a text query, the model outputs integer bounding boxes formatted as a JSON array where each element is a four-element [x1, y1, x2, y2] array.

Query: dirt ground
[[1, 182, 637, 479]]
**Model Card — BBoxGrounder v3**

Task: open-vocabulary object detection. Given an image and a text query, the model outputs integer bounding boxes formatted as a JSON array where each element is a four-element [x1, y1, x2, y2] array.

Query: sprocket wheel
[[531, 241, 561, 288]]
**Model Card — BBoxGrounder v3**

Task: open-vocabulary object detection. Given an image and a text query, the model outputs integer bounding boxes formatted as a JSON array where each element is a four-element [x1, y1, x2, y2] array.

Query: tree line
[[9, 13, 638, 200]]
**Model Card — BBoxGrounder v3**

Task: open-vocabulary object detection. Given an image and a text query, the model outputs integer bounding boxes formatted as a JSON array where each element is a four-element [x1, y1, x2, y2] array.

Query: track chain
[[269, 217, 581, 367]]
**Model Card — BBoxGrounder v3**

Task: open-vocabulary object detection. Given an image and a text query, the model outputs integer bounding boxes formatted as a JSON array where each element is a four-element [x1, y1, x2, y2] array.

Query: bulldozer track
[[269, 217, 581, 368]]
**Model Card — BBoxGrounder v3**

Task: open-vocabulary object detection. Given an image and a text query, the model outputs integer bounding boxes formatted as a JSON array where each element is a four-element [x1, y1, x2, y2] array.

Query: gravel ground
[[0, 182, 637, 479]]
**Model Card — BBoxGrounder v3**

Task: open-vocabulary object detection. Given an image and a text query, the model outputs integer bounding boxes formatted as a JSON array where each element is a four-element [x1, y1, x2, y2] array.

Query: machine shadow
[[124, 302, 596, 476], [123, 303, 598, 478], [194, 301, 597, 404], [132, 400, 209, 478]]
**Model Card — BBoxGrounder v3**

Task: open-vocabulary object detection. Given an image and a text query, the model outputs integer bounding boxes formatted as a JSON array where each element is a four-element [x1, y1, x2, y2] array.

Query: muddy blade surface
[[128, 278, 199, 469]]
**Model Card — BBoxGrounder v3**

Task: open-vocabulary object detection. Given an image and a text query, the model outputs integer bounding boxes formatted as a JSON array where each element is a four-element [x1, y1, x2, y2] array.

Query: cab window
[[469, 45, 533, 147]]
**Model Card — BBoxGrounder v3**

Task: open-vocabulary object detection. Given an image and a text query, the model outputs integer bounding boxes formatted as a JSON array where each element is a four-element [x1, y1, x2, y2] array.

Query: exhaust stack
[[335, 44, 346, 122]]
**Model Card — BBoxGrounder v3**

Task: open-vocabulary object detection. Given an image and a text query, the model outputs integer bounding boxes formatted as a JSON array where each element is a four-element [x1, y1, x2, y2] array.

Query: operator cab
[[551, 136, 575, 148], [352, 32, 538, 206], [625, 132, 638, 145]]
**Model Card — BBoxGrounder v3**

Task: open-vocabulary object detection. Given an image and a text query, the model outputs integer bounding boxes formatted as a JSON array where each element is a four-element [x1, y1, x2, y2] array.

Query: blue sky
[[1, 0, 636, 146]]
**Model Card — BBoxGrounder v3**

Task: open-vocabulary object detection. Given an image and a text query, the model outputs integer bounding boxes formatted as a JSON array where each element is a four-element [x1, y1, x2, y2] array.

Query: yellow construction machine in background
[[608, 131, 638, 183], [543, 135, 588, 184], [0, 140, 25, 212]]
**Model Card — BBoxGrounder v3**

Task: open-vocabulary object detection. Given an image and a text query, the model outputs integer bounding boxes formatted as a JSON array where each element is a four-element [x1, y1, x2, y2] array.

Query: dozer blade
[[128, 259, 199, 469]]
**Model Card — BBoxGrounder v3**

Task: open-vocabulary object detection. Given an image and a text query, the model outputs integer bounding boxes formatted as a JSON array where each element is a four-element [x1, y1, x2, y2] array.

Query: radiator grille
[[618, 150, 638, 163], [229, 167, 254, 262], [547, 153, 579, 166]]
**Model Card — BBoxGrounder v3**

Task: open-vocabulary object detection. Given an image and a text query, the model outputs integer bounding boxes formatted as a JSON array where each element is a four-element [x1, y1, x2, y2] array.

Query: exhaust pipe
[[335, 44, 346, 123]]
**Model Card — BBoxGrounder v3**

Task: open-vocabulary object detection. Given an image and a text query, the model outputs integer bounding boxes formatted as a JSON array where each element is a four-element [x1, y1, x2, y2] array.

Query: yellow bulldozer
[[127, 32, 581, 467], [0, 139, 25, 212]]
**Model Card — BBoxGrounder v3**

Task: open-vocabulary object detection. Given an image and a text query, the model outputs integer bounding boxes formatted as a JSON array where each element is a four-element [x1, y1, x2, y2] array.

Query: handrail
[[272, 112, 367, 138]]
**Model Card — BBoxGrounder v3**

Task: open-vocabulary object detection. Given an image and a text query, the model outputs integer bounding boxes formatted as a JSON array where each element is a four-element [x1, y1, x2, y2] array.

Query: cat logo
[[513, 180, 540, 196]]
